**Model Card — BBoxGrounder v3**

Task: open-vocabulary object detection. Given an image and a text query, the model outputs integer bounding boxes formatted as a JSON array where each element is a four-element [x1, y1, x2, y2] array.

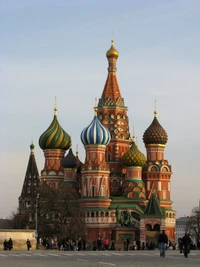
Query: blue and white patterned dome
[[81, 109, 111, 146]]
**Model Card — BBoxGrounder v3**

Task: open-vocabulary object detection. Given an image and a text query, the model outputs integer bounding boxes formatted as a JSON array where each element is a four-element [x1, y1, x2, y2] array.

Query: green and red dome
[[143, 111, 168, 145], [122, 180, 146, 199], [122, 139, 146, 167], [39, 108, 71, 150]]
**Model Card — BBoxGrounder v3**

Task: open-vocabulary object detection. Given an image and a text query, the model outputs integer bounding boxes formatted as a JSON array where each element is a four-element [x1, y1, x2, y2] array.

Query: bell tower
[[142, 109, 176, 242], [97, 40, 131, 196]]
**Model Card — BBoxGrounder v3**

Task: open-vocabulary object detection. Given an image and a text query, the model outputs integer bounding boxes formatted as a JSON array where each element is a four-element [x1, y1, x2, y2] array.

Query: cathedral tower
[[142, 109, 176, 242], [80, 108, 115, 240], [142, 110, 172, 209], [97, 41, 131, 196], [18, 143, 40, 223]]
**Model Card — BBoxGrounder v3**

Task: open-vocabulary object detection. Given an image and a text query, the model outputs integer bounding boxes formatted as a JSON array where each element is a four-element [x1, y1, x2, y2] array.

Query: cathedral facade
[[18, 41, 176, 245]]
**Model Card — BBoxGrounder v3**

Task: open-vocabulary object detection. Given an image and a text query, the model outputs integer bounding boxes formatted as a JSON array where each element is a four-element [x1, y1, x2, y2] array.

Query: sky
[[1, 0, 200, 219]]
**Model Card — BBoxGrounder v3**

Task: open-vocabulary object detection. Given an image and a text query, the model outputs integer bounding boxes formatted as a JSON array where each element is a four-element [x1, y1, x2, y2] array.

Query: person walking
[[26, 239, 31, 251], [182, 232, 191, 258], [158, 230, 168, 257]]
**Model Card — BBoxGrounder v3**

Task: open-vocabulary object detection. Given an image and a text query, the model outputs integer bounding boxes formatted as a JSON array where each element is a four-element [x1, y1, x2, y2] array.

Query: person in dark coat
[[158, 230, 168, 257], [8, 238, 13, 250], [77, 238, 82, 251], [182, 232, 191, 258], [126, 238, 130, 251], [97, 237, 101, 251], [82, 238, 86, 251], [58, 240, 61, 251], [178, 238, 183, 253], [3, 239, 8, 250], [26, 239, 31, 251]]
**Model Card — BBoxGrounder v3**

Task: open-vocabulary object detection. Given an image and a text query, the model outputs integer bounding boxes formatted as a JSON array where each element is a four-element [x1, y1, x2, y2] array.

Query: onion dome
[[143, 111, 168, 145], [122, 138, 146, 167], [61, 145, 78, 168], [81, 108, 111, 146], [39, 108, 71, 150], [106, 40, 119, 59]]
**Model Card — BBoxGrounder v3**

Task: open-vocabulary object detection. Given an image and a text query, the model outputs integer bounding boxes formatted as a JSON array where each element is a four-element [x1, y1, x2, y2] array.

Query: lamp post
[[35, 193, 39, 248]]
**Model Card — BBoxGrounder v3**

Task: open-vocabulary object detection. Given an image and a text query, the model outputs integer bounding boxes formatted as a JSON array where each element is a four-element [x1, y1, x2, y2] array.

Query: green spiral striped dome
[[122, 139, 146, 167], [39, 108, 71, 150]]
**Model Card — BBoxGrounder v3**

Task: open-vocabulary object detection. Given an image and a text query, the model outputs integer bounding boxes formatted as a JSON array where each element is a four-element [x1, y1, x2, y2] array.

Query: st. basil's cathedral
[[18, 40, 176, 245]]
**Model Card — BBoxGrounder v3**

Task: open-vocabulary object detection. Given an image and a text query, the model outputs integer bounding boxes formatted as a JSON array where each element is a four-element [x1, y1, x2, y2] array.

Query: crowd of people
[[2, 232, 200, 256], [57, 237, 87, 251]]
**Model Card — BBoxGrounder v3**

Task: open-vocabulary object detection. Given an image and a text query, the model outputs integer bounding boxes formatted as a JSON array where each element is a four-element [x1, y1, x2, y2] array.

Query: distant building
[[176, 216, 189, 241]]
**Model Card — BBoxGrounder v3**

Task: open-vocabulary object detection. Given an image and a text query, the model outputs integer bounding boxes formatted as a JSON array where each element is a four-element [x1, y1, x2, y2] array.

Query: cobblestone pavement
[[0, 250, 199, 267]]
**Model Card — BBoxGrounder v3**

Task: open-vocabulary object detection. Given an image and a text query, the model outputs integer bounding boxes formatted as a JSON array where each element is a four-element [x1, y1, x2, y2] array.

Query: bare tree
[[34, 181, 86, 239], [188, 206, 200, 244]]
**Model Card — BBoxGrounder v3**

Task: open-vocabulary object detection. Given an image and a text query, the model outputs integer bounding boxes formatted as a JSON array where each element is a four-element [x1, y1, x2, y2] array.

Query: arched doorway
[[145, 223, 160, 247]]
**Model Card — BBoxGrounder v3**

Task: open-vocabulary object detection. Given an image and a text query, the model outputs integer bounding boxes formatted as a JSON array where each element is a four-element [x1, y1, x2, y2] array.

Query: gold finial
[[94, 98, 98, 116], [94, 107, 97, 116], [69, 136, 72, 148], [131, 126, 136, 142], [106, 39, 119, 59], [54, 96, 57, 115], [154, 99, 157, 117], [135, 136, 138, 145]]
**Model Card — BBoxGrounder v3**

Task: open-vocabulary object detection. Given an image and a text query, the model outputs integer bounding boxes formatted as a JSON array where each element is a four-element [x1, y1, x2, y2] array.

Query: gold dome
[[106, 40, 119, 59]]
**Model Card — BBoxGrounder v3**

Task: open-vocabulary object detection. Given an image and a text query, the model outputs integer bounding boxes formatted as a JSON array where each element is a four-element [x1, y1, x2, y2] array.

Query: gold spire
[[130, 126, 136, 142], [54, 96, 57, 115], [106, 40, 119, 59], [94, 107, 97, 116], [154, 99, 157, 117], [76, 144, 78, 156], [94, 98, 98, 116], [69, 136, 72, 148]]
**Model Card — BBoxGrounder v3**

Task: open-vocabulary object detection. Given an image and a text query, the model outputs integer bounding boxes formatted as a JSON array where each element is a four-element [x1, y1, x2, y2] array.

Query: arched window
[[25, 199, 31, 209], [146, 224, 152, 231], [153, 224, 160, 231], [92, 186, 95, 197], [113, 180, 117, 188], [100, 211, 104, 217], [105, 211, 109, 217]]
